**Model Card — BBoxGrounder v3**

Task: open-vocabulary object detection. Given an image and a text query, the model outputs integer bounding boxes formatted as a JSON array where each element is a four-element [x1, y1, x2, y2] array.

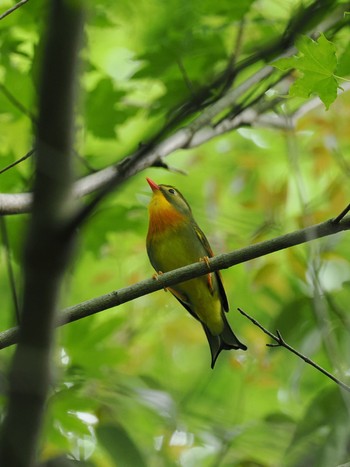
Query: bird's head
[[146, 178, 192, 216], [146, 178, 193, 234]]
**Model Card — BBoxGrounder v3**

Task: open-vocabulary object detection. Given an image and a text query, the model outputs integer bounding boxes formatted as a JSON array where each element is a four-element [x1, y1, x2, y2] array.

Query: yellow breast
[[147, 190, 185, 237]]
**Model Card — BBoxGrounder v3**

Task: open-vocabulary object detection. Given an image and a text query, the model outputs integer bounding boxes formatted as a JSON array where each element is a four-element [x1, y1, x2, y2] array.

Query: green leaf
[[296, 34, 337, 73], [289, 73, 338, 109], [85, 78, 137, 139], [97, 423, 147, 467], [273, 34, 339, 108]]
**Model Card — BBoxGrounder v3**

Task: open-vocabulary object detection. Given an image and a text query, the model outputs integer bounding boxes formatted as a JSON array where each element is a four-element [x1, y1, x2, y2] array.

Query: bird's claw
[[152, 271, 168, 292], [200, 256, 214, 293], [200, 256, 211, 270], [152, 271, 163, 280]]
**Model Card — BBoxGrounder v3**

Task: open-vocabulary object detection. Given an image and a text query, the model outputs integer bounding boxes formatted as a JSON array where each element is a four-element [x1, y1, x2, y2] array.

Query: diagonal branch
[[1, 1, 348, 217], [0, 149, 35, 176], [0, 0, 29, 21], [332, 203, 350, 224], [0, 84, 36, 122], [238, 308, 350, 392], [1, 80, 349, 216], [63, 67, 279, 231], [0, 214, 349, 351]]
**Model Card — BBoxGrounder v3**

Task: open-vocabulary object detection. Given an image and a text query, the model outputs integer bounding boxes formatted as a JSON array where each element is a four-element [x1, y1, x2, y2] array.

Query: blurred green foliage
[[273, 35, 339, 109], [1, 0, 350, 465]]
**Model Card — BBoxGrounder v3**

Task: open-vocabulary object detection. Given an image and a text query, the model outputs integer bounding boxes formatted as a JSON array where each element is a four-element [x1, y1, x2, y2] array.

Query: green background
[[0, 0, 350, 465]]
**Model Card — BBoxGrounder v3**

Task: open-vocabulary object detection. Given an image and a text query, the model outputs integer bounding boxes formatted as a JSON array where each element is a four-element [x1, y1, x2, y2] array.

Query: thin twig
[[53, 2, 350, 231], [176, 56, 195, 95], [0, 212, 349, 351], [0, 217, 20, 323], [1, 63, 350, 215], [0, 0, 29, 21], [0, 3, 348, 218], [0, 148, 96, 177], [0, 149, 35, 176], [238, 308, 350, 393], [230, 19, 245, 69], [0, 84, 37, 122], [332, 203, 350, 224]]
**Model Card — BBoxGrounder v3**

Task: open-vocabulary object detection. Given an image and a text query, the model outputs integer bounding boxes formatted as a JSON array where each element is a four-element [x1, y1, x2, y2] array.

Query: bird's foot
[[200, 255, 211, 270], [152, 271, 163, 280], [200, 256, 214, 293], [152, 271, 168, 292]]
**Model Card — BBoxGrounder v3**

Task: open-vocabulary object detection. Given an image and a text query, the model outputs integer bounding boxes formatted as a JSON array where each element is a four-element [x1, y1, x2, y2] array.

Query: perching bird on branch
[[146, 178, 247, 368]]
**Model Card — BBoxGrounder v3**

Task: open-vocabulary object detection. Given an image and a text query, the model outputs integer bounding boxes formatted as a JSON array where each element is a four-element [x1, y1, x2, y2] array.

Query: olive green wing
[[192, 222, 229, 313]]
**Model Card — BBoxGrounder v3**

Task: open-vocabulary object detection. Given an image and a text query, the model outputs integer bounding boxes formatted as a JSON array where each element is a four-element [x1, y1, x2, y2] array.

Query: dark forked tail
[[203, 313, 247, 369]]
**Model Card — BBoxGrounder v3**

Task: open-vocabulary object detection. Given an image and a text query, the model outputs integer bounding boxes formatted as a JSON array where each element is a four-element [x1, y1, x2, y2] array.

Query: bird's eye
[[168, 188, 176, 194]]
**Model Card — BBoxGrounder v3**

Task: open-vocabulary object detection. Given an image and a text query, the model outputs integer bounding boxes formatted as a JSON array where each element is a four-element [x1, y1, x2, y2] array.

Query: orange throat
[[147, 193, 185, 237]]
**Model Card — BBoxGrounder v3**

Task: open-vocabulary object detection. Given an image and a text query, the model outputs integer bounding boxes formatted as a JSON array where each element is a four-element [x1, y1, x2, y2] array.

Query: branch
[[0, 0, 28, 21], [0, 78, 280, 215], [1, 2, 348, 217], [2, 75, 350, 216], [0, 214, 349, 351], [332, 203, 350, 224], [0, 149, 35, 176], [2, 31, 263, 209], [0, 84, 36, 122], [0, 1, 84, 465], [238, 308, 350, 393], [62, 66, 280, 231]]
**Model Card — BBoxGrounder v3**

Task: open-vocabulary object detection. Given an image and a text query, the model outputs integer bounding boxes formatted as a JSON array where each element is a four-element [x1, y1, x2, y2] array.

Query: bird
[[146, 177, 247, 368]]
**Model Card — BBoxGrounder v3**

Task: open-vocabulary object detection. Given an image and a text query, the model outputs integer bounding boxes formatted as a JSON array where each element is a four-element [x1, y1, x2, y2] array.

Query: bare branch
[[0, 149, 35, 176], [0, 192, 33, 215], [0, 213, 349, 351], [0, 84, 36, 122], [228, 19, 245, 71], [238, 308, 350, 393], [176, 56, 195, 96], [0, 0, 29, 21], [82, 0, 338, 219], [1, 75, 349, 216], [0, 3, 348, 217], [332, 203, 350, 224]]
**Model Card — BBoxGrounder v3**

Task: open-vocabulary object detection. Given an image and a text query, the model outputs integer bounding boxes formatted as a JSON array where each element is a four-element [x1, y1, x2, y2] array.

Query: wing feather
[[193, 223, 229, 312]]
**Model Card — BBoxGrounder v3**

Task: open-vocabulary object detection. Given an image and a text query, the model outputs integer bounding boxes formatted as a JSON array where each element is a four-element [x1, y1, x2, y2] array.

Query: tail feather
[[202, 313, 247, 369]]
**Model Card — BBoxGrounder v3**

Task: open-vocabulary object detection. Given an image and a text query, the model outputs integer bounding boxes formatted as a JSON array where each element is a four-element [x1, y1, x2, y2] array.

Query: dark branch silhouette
[[0, 149, 35, 176], [238, 308, 350, 393], [332, 203, 350, 224], [0, 84, 36, 122], [0, 1, 84, 465]]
